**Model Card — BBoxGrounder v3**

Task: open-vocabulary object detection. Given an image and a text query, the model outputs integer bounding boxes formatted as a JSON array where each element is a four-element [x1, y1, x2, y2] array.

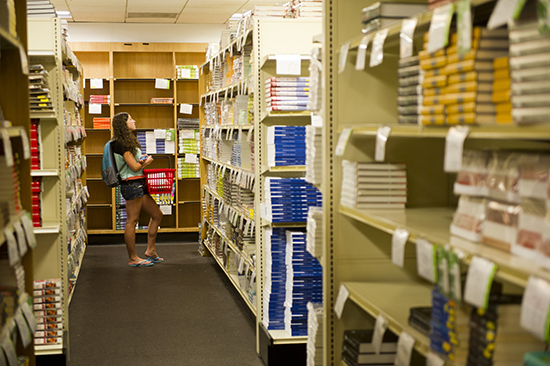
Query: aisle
[[69, 242, 264, 366]]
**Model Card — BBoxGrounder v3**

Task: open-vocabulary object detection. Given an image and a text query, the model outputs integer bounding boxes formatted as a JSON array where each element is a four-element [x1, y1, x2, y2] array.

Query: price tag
[[311, 113, 323, 128], [448, 250, 462, 302], [437, 246, 450, 295], [355, 34, 373, 71], [488, 0, 527, 29], [372, 314, 388, 354], [4, 228, 19, 266], [426, 351, 446, 366], [428, 3, 455, 53], [444, 126, 469, 172], [89, 103, 102, 114], [1, 129, 13, 167], [19, 128, 30, 160], [276, 54, 301, 75], [335, 128, 352, 156], [180, 104, 193, 114], [456, 0, 472, 53], [520, 276, 550, 341], [238, 256, 245, 274], [375, 126, 391, 162], [14, 309, 32, 348], [416, 238, 437, 283], [160, 205, 172, 215], [400, 17, 419, 59], [21, 302, 37, 333], [392, 228, 409, 267], [463, 256, 497, 310], [155, 78, 170, 89], [90, 78, 103, 89], [370, 28, 389, 68], [13, 221, 28, 258], [334, 283, 349, 319], [0, 335, 16, 366], [185, 154, 198, 164], [338, 41, 351, 74], [395, 331, 415, 366]]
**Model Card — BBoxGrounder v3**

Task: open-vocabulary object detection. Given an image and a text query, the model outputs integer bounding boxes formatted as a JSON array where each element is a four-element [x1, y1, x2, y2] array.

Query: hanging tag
[[428, 3, 455, 53], [356, 34, 373, 71], [488, 0, 527, 29], [14, 309, 32, 348], [335, 128, 353, 156], [18, 43, 29, 76], [395, 331, 415, 366], [155, 78, 170, 90], [90, 78, 103, 89], [520, 276, 550, 341], [276, 54, 301, 75], [426, 351, 446, 366], [448, 250, 462, 302], [334, 283, 349, 319], [372, 314, 389, 354], [19, 129, 30, 160], [21, 213, 37, 249], [400, 17, 418, 59], [416, 238, 437, 283], [437, 247, 450, 296], [375, 126, 391, 162], [21, 301, 37, 333], [4, 228, 19, 266], [463, 256, 497, 310], [13, 221, 28, 258], [370, 28, 389, 68], [338, 41, 351, 74], [311, 113, 323, 128], [444, 126, 469, 172], [457, 0, 472, 54], [180, 104, 193, 114], [392, 228, 409, 268], [1, 129, 14, 167], [0, 335, 17, 366]]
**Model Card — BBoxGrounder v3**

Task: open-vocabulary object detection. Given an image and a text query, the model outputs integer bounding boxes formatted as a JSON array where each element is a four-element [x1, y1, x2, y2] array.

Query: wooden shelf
[[260, 54, 310, 69], [260, 111, 311, 125]]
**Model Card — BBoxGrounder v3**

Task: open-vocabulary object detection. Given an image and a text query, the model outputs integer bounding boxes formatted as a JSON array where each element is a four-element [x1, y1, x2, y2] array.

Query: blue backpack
[[101, 140, 121, 187]]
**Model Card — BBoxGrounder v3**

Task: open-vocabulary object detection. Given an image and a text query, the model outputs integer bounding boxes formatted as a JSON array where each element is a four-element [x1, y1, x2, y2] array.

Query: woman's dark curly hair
[[112, 112, 141, 153]]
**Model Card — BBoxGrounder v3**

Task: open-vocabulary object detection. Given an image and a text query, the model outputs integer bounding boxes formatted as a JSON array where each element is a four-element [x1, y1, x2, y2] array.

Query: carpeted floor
[[68, 242, 264, 366]]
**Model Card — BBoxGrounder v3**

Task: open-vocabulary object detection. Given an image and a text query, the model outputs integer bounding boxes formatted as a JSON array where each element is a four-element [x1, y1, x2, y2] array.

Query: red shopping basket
[[143, 157, 175, 194]]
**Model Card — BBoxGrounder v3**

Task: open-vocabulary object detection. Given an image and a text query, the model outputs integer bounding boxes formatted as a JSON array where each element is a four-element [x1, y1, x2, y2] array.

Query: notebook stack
[[305, 125, 322, 184], [263, 228, 289, 331], [306, 206, 323, 258], [264, 178, 323, 223], [492, 57, 512, 124], [265, 77, 310, 112], [92, 117, 110, 129], [33, 279, 63, 351], [176, 65, 199, 80], [361, 2, 428, 35], [307, 302, 324, 366], [342, 329, 399, 366], [89, 94, 110, 105], [419, 43, 449, 126], [284, 231, 322, 337], [340, 160, 407, 210], [509, 19, 550, 123], [267, 126, 306, 167], [398, 56, 422, 124], [29, 65, 55, 114]]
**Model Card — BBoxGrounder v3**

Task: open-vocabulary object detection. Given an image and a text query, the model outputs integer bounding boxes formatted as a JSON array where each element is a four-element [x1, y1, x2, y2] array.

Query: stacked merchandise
[[284, 230, 322, 336], [289, 0, 323, 19], [93, 117, 110, 129], [177, 117, 200, 130], [307, 302, 323, 366], [150, 97, 173, 104], [492, 56, 512, 124], [219, 99, 234, 125], [0, 0, 16, 37], [408, 306, 431, 336], [31, 178, 41, 227], [421, 28, 509, 126], [263, 228, 288, 330], [205, 43, 220, 65], [340, 160, 407, 209], [115, 186, 127, 230], [306, 206, 323, 258], [263, 178, 323, 223], [252, 4, 287, 18], [29, 65, 55, 114], [89, 94, 110, 104], [398, 56, 422, 124], [267, 126, 306, 167], [249, 126, 255, 174], [342, 329, 398, 366], [176, 65, 199, 80], [266, 77, 310, 112], [236, 184, 254, 213], [136, 129, 176, 154], [305, 125, 322, 185], [149, 182, 175, 207], [203, 101, 219, 126], [33, 279, 63, 351], [177, 128, 200, 178], [361, 2, 428, 35], [30, 119, 41, 170], [231, 133, 241, 167], [509, 18, 550, 123], [233, 95, 250, 125], [27, 0, 56, 17]]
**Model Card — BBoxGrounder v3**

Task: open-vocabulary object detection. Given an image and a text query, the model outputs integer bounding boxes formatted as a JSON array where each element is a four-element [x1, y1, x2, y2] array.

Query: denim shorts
[[120, 179, 148, 201]]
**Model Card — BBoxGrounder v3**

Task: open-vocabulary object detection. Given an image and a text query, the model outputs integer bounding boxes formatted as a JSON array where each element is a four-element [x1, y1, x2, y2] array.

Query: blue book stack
[[156, 138, 165, 154], [264, 178, 323, 223], [267, 126, 306, 167], [263, 228, 288, 331], [137, 131, 147, 154], [285, 231, 322, 336]]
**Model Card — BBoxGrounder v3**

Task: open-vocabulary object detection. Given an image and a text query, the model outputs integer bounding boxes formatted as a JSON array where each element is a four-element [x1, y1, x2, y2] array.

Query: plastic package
[[481, 200, 521, 252], [518, 154, 550, 200], [450, 196, 487, 242], [513, 198, 546, 260], [454, 150, 490, 196], [486, 152, 522, 204]]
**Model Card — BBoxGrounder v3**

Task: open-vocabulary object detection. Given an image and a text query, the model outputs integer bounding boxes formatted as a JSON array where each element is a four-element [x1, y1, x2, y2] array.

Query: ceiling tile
[[177, 13, 231, 24]]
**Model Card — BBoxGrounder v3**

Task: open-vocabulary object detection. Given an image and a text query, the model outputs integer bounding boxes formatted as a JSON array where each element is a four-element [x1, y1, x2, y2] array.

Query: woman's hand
[[142, 155, 154, 167]]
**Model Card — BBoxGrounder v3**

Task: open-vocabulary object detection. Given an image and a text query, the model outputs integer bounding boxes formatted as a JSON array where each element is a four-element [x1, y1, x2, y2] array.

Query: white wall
[[66, 23, 226, 43]]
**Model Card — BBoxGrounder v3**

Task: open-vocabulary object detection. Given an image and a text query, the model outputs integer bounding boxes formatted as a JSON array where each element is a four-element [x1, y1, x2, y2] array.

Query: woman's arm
[[123, 151, 144, 172]]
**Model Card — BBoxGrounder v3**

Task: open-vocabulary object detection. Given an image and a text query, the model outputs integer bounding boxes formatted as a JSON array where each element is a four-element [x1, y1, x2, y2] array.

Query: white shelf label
[[311, 114, 323, 128], [160, 205, 172, 215], [395, 331, 415, 366], [21, 213, 37, 249], [1, 129, 13, 167], [416, 238, 437, 283], [4, 228, 19, 266], [180, 103, 193, 115], [13, 221, 28, 258], [14, 309, 31, 348], [185, 154, 198, 164], [154, 129, 166, 139], [89, 103, 102, 114], [428, 3, 455, 53], [392, 228, 409, 268], [276, 54, 301, 75], [520, 276, 550, 342], [488, 0, 526, 29], [21, 302, 37, 333], [335, 128, 352, 157], [372, 314, 388, 354], [338, 41, 351, 74], [370, 28, 389, 68], [426, 351, 446, 366], [400, 17, 419, 59], [355, 34, 373, 71], [334, 283, 349, 319], [90, 78, 103, 89], [155, 78, 170, 89], [464, 256, 497, 310], [375, 126, 391, 162], [444, 126, 469, 172], [457, 0, 472, 53]]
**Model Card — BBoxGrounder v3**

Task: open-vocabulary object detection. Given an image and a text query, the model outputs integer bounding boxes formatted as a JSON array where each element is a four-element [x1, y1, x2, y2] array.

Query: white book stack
[[294, 0, 323, 19], [306, 206, 323, 259], [27, 0, 56, 18], [340, 160, 407, 209], [307, 302, 324, 366], [305, 125, 322, 185], [252, 5, 287, 18]]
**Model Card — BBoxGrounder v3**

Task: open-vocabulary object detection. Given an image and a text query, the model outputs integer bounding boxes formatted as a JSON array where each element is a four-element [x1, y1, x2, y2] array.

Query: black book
[[343, 329, 398, 354], [342, 344, 395, 365]]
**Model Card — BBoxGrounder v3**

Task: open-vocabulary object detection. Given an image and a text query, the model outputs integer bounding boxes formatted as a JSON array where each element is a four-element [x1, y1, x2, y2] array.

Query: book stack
[[267, 126, 306, 167], [342, 329, 398, 366], [177, 117, 200, 129], [509, 19, 550, 123], [306, 206, 323, 258], [263, 228, 289, 331], [252, 5, 287, 18], [0, 0, 16, 37], [492, 57, 512, 124], [27, 0, 56, 18], [29, 65, 55, 114], [398, 56, 422, 124], [30, 119, 41, 170], [307, 302, 323, 366], [408, 306, 431, 336], [150, 97, 173, 104], [136, 129, 176, 154], [305, 125, 322, 184], [177, 159, 199, 178], [176, 65, 199, 80], [419, 36, 449, 125], [284, 231, 322, 337], [93, 117, 110, 129], [340, 160, 407, 209], [265, 77, 310, 112], [236, 184, 254, 212], [89, 95, 110, 104], [264, 178, 323, 223], [361, 2, 428, 35], [291, 0, 323, 19], [178, 129, 200, 154], [31, 178, 42, 227], [33, 279, 63, 351], [231, 136, 241, 167]]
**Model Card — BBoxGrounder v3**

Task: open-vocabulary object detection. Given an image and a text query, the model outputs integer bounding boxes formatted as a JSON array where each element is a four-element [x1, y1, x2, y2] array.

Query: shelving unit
[[28, 17, 88, 360], [69, 42, 207, 234], [323, 1, 550, 365]]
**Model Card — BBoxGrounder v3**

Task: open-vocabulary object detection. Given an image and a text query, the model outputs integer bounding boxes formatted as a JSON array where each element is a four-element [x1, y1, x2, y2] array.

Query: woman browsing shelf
[[112, 112, 164, 267]]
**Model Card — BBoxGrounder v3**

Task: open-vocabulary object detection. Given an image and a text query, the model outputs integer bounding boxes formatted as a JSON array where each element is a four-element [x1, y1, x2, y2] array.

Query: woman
[[112, 112, 164, 267]]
